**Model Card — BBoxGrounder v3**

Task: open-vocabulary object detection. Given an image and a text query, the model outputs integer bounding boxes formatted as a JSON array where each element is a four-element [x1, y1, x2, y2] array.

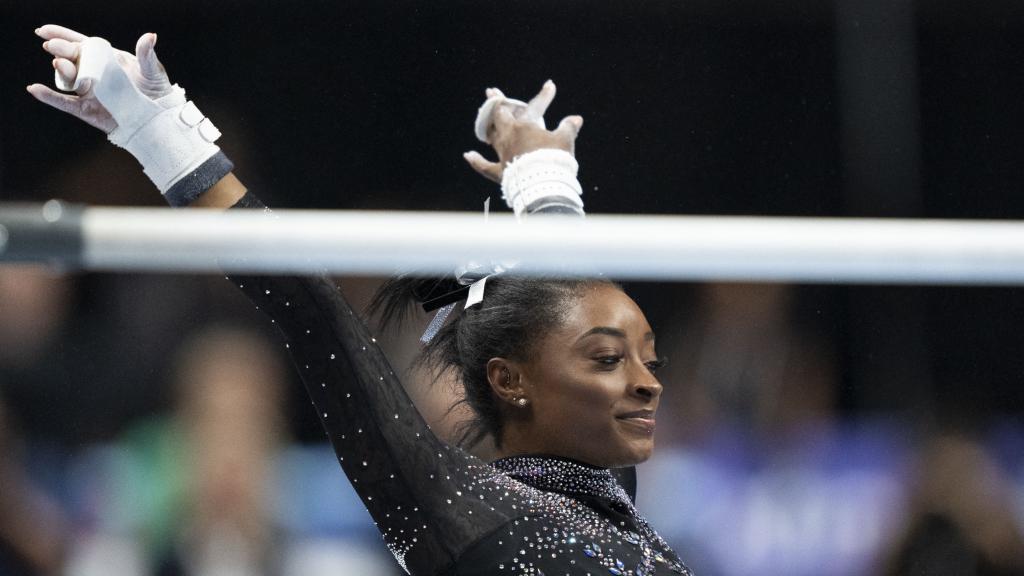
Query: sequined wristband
[[501, 149, 584, 218]]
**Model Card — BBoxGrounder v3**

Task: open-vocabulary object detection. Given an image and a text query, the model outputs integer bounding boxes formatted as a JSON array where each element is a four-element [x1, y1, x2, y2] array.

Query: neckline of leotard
[[490, 454, 635, 512]]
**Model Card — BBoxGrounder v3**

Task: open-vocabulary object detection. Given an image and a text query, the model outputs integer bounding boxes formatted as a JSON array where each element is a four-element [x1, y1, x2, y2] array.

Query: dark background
[[2, 0, 1024, 439]]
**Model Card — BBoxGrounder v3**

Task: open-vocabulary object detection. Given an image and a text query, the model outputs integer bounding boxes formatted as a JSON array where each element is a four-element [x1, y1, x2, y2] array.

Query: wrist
[[500, 149, 584, 218]]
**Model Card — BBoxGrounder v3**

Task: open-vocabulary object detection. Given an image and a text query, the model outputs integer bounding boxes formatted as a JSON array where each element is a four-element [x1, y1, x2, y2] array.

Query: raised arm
[[29, 28, 591, 574]]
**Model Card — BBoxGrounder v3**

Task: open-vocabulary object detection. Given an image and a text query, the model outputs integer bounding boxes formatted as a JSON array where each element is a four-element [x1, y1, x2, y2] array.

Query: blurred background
[[3, 1, 1024, 574]]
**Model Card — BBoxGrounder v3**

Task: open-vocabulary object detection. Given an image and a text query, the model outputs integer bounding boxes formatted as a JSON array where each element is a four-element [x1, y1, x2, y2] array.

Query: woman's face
[[517, 284, 664, 468]]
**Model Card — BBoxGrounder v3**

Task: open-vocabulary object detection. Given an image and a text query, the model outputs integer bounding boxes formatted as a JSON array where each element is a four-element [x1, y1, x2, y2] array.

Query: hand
[[464, 80, 583, 183], [26, 25, 173, 133]]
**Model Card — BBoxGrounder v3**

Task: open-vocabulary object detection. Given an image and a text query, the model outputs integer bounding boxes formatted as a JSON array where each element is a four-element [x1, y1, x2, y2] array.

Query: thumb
[[464, 151, 503, 183], [135, 33, 167, 82]]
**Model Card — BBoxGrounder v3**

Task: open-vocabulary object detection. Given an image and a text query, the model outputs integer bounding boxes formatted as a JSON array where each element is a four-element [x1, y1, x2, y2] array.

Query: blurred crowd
[[1, 266, 1022, 576]]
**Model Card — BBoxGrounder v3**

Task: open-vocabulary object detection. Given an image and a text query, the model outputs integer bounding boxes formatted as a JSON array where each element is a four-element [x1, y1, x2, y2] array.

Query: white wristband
[[70, 38, 223, 194], [500, 149, 583, 218]]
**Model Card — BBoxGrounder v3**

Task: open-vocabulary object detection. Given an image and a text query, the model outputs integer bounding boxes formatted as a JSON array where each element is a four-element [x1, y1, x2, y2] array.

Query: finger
[[27, 83, 115, 132], [463, 151, 503, 183], [53, 58, 78, 88], [486, 87, 506, 99], [135, 33, 166, 81], [526, 79, 556, 120], [35, 25, 88, 42], [553, 115, 584, 141], [42, 37, 80, 60], [26, 83, 83, 115]]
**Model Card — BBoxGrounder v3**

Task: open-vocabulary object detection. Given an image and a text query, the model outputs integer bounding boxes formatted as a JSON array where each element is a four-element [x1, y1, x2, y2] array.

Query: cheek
[[538, 372, 620, 428]]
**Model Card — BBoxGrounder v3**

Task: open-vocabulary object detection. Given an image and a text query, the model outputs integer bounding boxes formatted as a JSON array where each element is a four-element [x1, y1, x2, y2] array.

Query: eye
[[645, 357, 668, 374], [594, 355, 624, 369]]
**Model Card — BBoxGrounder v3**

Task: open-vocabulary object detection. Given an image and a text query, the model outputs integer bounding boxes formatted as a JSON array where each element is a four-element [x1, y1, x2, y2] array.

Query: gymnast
[[28, 25, 693, 576]]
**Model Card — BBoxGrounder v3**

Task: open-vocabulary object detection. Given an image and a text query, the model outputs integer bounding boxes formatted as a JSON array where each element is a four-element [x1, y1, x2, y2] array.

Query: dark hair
[[371, 275, 618, 448]]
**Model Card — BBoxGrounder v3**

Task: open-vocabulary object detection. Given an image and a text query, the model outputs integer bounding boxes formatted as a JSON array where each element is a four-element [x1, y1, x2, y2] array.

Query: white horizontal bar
[[68, 208, 1024, 284]]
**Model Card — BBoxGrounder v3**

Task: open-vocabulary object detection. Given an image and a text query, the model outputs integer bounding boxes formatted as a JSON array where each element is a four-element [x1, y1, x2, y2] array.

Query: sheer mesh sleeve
[[226, 193, 511, 575]]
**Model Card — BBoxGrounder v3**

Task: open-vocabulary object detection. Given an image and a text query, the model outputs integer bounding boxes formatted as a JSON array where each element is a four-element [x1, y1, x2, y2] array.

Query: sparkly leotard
[[227, 192, 693, 576]]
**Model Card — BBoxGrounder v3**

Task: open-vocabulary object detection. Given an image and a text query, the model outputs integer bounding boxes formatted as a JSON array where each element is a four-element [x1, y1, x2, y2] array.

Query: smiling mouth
[[616, 410, 656, 432]]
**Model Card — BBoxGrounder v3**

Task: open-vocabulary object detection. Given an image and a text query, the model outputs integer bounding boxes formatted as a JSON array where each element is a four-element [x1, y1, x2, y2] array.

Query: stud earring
[[516, 397, 529, 407]]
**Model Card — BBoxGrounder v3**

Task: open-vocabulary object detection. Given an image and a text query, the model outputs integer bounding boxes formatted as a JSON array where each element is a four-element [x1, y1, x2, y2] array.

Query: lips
[[616, 409, 656, 431]]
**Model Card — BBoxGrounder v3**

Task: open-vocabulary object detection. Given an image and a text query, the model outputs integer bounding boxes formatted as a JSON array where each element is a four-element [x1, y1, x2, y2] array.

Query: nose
[[629, 361, 663, 401]]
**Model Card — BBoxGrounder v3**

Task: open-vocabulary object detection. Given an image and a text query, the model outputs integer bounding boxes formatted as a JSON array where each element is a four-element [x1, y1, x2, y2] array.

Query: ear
[[486, 357, 526, 407]]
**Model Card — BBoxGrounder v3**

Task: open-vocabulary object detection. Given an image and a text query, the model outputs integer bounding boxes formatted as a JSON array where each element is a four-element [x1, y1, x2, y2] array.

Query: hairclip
[[420, 198, 516, 343]]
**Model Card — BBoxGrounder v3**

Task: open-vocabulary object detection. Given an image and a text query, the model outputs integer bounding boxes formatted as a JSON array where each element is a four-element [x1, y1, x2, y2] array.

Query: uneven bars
[[2, 202, 1024, 285]]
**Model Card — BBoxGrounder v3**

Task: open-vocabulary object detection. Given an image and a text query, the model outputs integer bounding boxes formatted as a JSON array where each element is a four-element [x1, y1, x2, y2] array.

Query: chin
[[612, 441, 655, 468], [631, 446, 654, 465]]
